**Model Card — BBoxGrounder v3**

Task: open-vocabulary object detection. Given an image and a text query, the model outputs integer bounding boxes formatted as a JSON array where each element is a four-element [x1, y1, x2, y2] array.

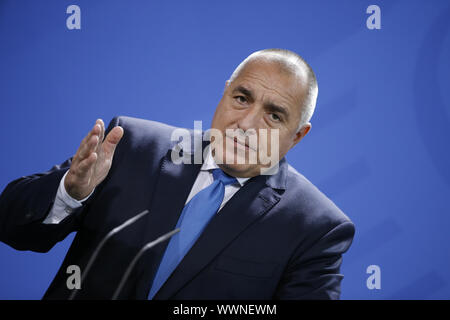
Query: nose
[[237, 106, 261, 133]]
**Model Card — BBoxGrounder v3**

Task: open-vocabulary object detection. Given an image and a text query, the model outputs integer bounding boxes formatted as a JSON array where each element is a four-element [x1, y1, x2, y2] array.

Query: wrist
[[63, 171, 93, 202]]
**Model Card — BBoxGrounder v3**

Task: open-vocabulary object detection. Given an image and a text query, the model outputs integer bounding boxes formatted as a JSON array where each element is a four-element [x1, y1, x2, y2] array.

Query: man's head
[[210, 48, 318, 178]]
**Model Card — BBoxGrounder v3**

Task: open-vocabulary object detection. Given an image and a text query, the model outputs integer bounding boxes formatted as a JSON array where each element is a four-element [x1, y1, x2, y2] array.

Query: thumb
[[102, 126, 124, 158]]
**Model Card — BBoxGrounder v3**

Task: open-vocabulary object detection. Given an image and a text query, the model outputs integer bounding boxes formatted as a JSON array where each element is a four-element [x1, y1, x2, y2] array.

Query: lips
[[226, 135, 256, 151]]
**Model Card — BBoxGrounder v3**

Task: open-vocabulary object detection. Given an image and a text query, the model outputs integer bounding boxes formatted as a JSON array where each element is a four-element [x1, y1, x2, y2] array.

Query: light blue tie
[[148, 168, 237, 299]]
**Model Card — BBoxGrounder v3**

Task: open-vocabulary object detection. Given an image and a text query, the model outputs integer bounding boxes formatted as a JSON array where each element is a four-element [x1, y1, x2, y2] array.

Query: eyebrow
[[232, 85, 254, 100], [264, 102, 290, 120], [232, 85, 290, 120]]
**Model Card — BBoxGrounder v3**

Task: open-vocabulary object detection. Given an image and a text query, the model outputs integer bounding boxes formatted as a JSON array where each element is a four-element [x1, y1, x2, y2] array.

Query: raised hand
[[64, 119, 124, 200]]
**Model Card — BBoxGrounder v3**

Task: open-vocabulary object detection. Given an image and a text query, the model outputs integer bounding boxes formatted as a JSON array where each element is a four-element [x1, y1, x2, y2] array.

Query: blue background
[[1, 0, 449, 299]]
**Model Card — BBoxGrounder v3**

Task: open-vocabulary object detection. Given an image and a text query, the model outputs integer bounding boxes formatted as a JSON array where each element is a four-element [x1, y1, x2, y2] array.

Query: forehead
[[231, 59, 307, 112]]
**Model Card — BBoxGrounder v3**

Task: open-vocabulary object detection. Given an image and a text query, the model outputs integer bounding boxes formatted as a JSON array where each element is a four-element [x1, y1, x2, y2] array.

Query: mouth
[[225, 134, 256, 151]]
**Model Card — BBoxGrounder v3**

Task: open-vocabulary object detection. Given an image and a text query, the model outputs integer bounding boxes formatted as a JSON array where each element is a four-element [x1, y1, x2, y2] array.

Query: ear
[[291, 122, 311, 148]]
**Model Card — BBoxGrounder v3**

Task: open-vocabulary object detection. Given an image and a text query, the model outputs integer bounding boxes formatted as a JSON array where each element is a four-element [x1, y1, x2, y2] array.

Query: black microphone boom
[[68, 209, 150, 300], [112, 228, 180, 300]]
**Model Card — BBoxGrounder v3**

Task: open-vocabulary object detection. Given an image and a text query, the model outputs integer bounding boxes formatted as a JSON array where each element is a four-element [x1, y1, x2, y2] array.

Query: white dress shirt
[[43, 145, 250, 224]]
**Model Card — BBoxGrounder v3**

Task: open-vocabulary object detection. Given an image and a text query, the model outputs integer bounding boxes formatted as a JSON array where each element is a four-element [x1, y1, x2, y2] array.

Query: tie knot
[[212, 168, 238, 186]]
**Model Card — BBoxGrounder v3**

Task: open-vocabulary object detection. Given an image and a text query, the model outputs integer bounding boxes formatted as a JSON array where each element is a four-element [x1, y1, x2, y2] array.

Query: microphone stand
[[111, 228, 180, 300], [68, 209, 150, 300]]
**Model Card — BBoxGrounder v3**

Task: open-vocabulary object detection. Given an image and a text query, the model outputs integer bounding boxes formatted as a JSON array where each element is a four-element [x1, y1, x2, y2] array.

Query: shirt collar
[[201, 145, 250, 187]]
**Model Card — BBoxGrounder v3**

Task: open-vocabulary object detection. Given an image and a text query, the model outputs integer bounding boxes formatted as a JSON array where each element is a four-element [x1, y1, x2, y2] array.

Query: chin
[[213, 144, 262, 177], [218, 163, 259, 178]]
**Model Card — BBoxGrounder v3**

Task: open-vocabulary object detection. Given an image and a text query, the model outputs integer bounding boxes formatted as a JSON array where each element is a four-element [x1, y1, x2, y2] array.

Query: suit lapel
[[133, 148, 202, 298], [132, 132, 288, 299], [153, 160, 287, 299]]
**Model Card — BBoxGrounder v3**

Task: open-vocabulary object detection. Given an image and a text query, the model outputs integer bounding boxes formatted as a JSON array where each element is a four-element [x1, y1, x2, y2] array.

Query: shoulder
[[113, 116, 179, 140], [102, 116, 191, 172], [107, 116, 182, 154], [279, 163, 355, 235]]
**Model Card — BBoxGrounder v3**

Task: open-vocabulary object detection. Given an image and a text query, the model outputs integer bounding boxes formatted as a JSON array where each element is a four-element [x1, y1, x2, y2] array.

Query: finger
[[101, 126, 124, 158], [75, 152, 98, 179], [95, 119, 105, 152], [96, 119, 105, 144], [78, 133, 99, 161], [80, 121, 101, 148], [75, 121, 102, 161]]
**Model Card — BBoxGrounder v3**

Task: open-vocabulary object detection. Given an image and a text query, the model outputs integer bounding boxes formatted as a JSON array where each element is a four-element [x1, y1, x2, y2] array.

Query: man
[[0, 49, 355, 299]]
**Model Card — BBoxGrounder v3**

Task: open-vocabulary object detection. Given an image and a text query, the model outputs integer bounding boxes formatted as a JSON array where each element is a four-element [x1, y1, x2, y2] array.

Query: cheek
[[268, 131, 292, 156], [212, 104, 226, 127], [281, 134, 296, 155], [216, 106, 239, 126]]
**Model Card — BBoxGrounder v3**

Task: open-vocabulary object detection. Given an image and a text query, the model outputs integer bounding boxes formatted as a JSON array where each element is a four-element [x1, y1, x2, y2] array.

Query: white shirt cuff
[[42, 170, 95, 224]]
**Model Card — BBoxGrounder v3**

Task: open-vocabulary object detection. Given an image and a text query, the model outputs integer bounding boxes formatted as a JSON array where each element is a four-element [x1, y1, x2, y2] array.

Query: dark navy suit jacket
[[0, 116, 355, 299]]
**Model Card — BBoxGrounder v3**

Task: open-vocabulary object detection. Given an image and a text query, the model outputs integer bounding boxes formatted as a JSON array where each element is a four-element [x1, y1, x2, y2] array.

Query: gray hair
[[229, 49, 318, 132]]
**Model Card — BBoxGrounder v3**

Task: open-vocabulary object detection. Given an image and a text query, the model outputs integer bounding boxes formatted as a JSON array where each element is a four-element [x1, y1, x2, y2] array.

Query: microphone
[[68, 209, 150, 300], [112, 228, 180, 300]]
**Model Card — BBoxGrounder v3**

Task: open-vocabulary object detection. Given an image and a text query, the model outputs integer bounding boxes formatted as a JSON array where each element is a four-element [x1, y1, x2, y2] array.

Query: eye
[[269, 113, 281, 122], [234, 95, 247, 104]]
